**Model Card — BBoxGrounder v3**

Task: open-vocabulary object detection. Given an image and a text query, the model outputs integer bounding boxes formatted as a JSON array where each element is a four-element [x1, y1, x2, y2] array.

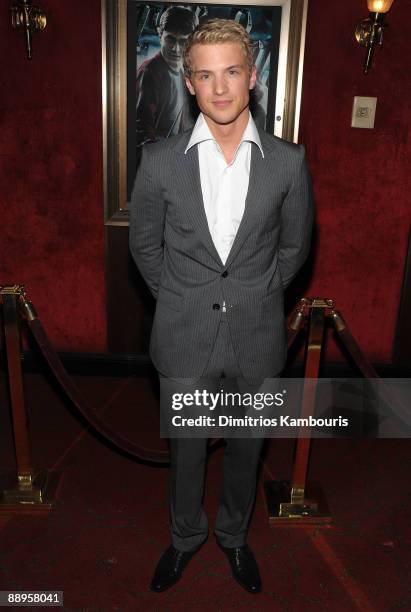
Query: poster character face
[[185, 42, 257, 128], [159, 29, 191, 72]]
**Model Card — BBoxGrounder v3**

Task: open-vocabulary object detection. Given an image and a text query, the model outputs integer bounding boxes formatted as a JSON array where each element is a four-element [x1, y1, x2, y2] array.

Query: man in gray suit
[[130, 19, 314, 594]]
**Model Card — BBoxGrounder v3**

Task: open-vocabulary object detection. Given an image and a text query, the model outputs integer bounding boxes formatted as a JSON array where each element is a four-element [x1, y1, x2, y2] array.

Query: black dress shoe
[[150, 545, 198, 592], [219, 543, 262, 593]]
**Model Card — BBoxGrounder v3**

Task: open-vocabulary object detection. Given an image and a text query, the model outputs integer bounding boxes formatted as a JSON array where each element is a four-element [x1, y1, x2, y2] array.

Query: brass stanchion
[[265, 295, 410, 525], [265, 298, 338, 526], [0, 285, 61, 514]]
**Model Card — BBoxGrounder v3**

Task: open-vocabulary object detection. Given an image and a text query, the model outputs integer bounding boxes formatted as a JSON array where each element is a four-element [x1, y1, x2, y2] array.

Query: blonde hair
[[183, 18, 254, 78]]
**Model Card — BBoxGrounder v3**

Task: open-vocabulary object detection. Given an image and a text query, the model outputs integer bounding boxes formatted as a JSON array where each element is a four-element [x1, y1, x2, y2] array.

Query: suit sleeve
[[129, 146, 166, 299], [278, 145, 314, 289]]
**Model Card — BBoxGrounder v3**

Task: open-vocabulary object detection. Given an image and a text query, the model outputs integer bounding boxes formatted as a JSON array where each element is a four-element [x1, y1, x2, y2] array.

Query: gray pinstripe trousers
[[161, 317, 268, 551]]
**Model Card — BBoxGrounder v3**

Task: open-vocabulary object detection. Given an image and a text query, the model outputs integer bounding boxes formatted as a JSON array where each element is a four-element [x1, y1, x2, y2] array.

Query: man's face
[[185, 42, 256, 127], [160, 29, 190, 72]]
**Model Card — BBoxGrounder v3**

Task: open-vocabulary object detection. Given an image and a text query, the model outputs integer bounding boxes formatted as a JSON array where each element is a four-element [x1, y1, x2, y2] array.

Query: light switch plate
[[351, 96, 377, 129]]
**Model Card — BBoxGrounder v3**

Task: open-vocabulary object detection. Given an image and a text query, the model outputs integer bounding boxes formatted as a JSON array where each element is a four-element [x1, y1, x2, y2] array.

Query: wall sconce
[[11, 0, 46, 60], [355, 0, 394, 74]]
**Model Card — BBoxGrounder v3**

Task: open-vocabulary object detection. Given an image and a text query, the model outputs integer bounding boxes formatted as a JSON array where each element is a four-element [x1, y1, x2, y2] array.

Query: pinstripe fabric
[[129, 128, 314, 380]]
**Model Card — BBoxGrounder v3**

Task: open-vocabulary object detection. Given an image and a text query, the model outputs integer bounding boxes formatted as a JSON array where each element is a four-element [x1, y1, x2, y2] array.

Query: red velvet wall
[[0, 0, 106, 351], [299, 0, 410, 362], [0, 0, 409, 360]]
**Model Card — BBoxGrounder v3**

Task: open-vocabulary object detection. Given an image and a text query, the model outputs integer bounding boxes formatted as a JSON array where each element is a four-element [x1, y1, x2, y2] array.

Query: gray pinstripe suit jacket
[[129, 127, 314, 379]]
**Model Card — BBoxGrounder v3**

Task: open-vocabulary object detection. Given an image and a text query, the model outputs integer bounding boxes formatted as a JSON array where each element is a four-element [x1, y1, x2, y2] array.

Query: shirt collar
[[184, 112, 264, 158]]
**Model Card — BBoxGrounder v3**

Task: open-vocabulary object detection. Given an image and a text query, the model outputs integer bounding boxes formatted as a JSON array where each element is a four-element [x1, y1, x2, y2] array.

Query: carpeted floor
[[0, 372, 410, 610]]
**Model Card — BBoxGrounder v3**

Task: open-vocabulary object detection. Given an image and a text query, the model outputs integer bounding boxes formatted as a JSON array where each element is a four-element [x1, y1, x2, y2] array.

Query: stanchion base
[[0, 470, 62, 515], [264, 480, 332, 526]]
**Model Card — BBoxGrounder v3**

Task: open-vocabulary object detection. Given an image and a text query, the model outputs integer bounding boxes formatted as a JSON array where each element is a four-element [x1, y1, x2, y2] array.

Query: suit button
[[212, 303, 220, 310], [221, 271, 228, 278]]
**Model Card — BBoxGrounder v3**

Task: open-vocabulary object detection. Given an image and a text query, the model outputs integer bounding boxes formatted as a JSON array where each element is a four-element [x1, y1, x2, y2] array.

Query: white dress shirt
[[185, 112, 264, 266]]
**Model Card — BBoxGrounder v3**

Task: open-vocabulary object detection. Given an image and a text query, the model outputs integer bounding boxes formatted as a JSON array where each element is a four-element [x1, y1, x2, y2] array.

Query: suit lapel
[[174, 138, 224, 267], [172, 127, 274, 270], [224, 138, 272, 268]]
